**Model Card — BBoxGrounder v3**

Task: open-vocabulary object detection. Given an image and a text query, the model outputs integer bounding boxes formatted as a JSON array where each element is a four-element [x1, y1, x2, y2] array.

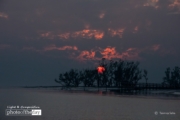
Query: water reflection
[[0, 88, 180, 120]]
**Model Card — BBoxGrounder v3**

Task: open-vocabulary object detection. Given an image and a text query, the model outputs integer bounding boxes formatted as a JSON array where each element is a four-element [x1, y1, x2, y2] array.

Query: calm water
[[0, 88, 179, 120]]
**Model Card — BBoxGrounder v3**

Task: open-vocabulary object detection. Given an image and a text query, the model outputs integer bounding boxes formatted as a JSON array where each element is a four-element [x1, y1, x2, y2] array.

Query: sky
[[0, 0, 180, 86]]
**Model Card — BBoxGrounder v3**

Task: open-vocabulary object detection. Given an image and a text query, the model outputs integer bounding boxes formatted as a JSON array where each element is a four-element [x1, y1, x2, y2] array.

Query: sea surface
[[0, 87, 179, 120]]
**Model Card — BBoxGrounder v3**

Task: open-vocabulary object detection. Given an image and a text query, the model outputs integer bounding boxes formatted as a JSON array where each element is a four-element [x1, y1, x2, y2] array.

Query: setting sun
[[97, 66, 105, 74]]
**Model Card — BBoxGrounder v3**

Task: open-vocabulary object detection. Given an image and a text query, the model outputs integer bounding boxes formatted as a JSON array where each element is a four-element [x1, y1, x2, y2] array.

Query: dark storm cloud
[[0, 0, 180, 86]]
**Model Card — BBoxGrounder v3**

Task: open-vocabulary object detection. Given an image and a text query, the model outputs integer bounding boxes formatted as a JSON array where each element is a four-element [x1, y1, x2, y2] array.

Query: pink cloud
[[0, 12, 8, 19], [133, 26, 139, 33], [58, 33, 70, 39], [143, 0, 159, 9], [100, 47, 140, 60], [169, 0, 180, 9], [21, 44, 176, 62], [40, 29, 104, 40], [76, 50, 96, 61], [99, 12, 105, 19], [71, 29, 104, 40], [40, 32, 55, 39], [168, 0, 180, 14], [151, 44, 160, 51], [44, 45, 78, 51], [108, 28, 125, 38], [73, 46, 141, 61]]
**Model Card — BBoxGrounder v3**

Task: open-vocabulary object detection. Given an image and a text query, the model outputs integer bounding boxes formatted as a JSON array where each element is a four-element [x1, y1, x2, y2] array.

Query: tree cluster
[[162, 66, 180, 88], [55, 59, 148, 89]]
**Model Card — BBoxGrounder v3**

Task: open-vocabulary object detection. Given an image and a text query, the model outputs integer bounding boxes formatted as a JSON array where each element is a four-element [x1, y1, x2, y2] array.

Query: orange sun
[[97, 66, 105, 74]]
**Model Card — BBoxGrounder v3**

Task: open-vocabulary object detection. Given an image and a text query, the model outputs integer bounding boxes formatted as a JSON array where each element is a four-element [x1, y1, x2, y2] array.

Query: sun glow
[[97, 66, 105, 74]]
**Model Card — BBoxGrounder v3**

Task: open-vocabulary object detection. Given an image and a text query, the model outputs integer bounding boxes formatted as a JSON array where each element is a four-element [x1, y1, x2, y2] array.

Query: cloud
[[133, 26, 139, 33], [100, 47, 117, 59], [100, 47, 141, 60], [57, 33, 70, 39], [70, 44, 177, 62], [71, 46, 141, 61], [169, 0, 180, 8], [20, 43, 176, 62], [168, 0, 180, 13], [0, 12, 8, 19], [39, 27, 128, 40], [40, 31, 55, 40], [143, 0, 159, 9], [71, 29, 104, 40], [40, 29, 104, 40], [43, 45, 78, 51], [99, 11, 105, 19], [22, 45, 78, 55], [108, 28, 125, 38], [0, 44, 11, 49], [151, 44, 160, 51], [38, 23, 145, 42], [76, 50, 96, 61]]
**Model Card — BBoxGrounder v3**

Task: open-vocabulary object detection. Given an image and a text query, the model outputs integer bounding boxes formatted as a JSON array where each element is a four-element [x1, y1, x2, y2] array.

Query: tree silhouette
[[125, 62, 141, 88], [162, 66, 180, 88], [112, 60, 142, 89], [81, 69, 96, 89], [55, 58, 147, 91], [143, 69, 148, 86], [55, 69, 81, 89]]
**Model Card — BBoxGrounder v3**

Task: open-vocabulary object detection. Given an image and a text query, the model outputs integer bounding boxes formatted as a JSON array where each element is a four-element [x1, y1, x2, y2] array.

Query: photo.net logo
[[6, 109, 41, 116]]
